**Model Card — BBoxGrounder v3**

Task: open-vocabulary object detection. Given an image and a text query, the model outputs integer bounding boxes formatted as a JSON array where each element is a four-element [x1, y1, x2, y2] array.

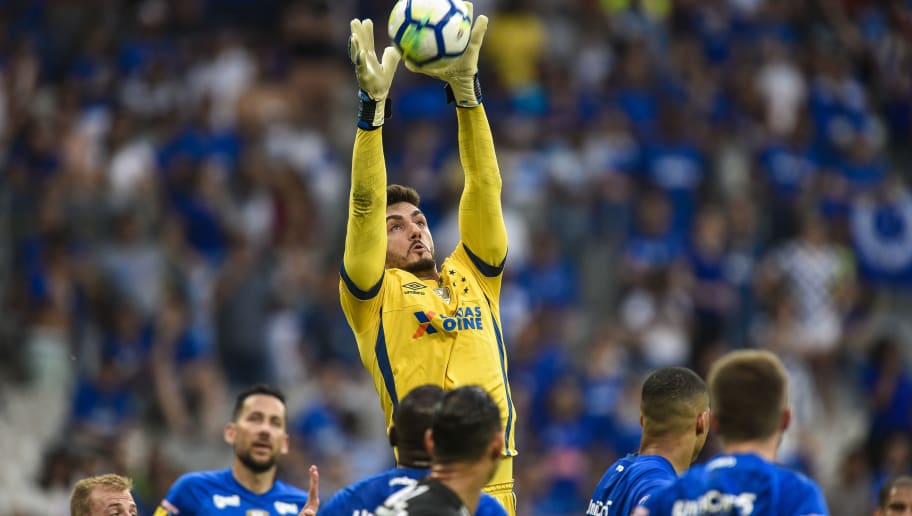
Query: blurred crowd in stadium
[[0, 0, 910, 514]]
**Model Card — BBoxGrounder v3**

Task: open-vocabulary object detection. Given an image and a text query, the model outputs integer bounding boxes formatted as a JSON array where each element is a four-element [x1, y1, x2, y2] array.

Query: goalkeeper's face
[[386, 201, 437, 277]]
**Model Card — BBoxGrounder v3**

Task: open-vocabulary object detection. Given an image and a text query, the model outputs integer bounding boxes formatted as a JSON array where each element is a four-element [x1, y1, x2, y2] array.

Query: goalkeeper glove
[[404, 2, 488, 108], [349, 18, 401, 129]]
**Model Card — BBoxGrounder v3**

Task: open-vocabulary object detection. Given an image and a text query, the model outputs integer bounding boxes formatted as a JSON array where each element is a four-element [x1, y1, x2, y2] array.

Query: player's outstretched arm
[[455, 97, 507, 269], [404, 5, 505, 267], [406, 5, 506, 268], [343, 19, 399, 294]]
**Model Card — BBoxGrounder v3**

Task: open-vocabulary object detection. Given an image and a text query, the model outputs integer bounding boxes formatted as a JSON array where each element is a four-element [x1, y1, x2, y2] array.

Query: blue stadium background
[[0, 0, 910, 514]]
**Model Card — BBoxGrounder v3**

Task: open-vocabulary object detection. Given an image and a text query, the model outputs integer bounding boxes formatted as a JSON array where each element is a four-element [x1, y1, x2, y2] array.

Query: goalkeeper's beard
[[402, 257, 437, 276]]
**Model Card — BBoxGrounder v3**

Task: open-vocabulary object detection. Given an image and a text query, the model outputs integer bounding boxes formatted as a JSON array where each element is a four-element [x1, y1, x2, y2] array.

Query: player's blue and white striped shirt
[[586, 454, 677, 516], [321, 466, 508, 516], [639, 453, 829, 515]]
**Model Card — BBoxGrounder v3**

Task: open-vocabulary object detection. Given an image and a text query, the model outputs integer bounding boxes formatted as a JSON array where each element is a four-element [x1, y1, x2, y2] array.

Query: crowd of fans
[[0, 0, 910, 514]]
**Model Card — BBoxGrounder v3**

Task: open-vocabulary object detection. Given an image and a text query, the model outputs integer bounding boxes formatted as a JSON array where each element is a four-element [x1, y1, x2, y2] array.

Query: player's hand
[[349, 18, 401, 127], [405, 2, 488, 107], [298, 465, 319, 516]]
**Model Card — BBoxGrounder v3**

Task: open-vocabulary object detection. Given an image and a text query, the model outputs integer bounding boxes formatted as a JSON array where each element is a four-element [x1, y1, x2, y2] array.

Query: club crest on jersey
[[412, 305, 483, 338]]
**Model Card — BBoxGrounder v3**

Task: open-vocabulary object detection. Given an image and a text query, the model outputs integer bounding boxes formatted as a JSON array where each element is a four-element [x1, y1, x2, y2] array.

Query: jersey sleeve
[[341, 128, 388, 329], [636, 482, 674, 516], [321, 487, 361, 516], [456, 106, 507, 271], [634, 475, 675, 507], [156, 474, 197, 515]]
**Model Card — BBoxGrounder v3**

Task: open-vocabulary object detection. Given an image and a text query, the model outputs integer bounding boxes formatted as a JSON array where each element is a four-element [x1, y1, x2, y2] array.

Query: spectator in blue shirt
[[863, 335, 912, 475], [638, 103, 706, 237], [70, 357, 136, 446], [622, 187, 685, 277]]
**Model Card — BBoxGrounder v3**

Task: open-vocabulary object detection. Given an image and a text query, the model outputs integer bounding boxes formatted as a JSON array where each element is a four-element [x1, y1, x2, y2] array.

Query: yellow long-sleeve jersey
[[340, 107, 517, 461]]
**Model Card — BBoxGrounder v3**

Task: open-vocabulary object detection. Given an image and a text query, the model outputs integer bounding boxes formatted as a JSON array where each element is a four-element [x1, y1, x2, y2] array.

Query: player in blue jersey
[[637, 350, 829, 516], [375, 385, 504, 516], [323, 384, 507, 516], [154, 385, 319, 516], [876, 476, 912, 516], [586, 366, 709, 516]]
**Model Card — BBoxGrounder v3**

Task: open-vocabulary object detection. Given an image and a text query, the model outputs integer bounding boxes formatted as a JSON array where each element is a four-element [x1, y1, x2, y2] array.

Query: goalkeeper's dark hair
[[232, 384, 286, 421], [432, 385, 501, 464], [387, 184, 420, 207]]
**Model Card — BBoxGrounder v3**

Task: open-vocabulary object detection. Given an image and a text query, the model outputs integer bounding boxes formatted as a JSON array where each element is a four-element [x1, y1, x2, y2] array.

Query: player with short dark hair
[[343, 5, 516, 514], [70, 473, 137, 516], [375, 386, 504, 516], [587, 366, 709, 515], [229, 384, 285, 421], [638, 350, 830, 515], [321, 384, 507, 515], [155, 384, 319, 516], [877, 476, 912, 516]]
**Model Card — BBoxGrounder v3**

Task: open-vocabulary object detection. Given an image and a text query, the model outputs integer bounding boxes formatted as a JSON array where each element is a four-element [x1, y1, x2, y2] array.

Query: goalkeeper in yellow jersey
[[342, 6, 517, 515]]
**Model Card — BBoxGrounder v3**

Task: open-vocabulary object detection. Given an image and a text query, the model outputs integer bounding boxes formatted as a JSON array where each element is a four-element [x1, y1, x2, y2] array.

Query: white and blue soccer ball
[[388, 0, 472, 67]]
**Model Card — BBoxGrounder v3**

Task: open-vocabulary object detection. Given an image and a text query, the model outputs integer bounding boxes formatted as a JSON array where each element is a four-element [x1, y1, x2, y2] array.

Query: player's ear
[[709, 411, 721, 435], [389, 425, 398, 448], [695, 410, 707, 436], [424, 428, 435, 457], [781, 406, 792, 432], [224, 422, 236, 445], [639, 413, 645, 430]]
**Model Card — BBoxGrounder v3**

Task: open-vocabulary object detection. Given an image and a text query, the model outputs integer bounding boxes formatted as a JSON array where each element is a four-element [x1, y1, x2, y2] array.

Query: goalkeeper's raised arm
[[342, 18, 399, 301], [404, 5, 507, 278]]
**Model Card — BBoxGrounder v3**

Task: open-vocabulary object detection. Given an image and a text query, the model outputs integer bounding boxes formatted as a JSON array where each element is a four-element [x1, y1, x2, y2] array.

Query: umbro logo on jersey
[[403, 282, 427, 290]]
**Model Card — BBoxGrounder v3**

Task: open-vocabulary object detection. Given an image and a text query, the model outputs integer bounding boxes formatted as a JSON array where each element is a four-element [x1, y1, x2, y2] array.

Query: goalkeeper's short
[[483, 456, 516, 516]]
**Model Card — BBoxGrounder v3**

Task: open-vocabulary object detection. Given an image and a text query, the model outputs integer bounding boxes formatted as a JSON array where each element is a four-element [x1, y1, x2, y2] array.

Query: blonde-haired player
[[70, 474, 137, 516]]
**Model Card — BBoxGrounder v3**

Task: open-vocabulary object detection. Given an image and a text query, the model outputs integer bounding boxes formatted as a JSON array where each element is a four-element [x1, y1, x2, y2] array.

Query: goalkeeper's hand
[[404, 2, 488, 107], [349, 18, 401, 129]]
